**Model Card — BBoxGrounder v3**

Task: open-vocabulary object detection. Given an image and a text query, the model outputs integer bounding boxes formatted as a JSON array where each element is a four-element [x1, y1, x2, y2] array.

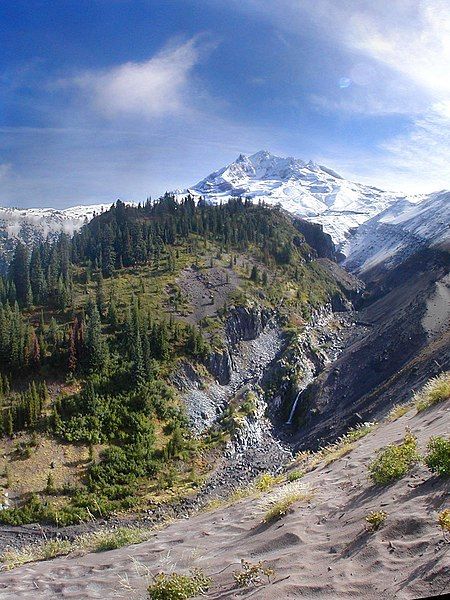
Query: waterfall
[[286, 389, 302, 425]]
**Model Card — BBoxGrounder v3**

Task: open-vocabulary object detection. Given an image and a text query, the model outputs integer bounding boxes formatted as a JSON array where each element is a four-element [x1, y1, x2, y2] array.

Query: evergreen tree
[[30, 248, 46, 305], [10, 242, 32, 307], [4, 408, 13, 437], [84, 299, 107, 373]]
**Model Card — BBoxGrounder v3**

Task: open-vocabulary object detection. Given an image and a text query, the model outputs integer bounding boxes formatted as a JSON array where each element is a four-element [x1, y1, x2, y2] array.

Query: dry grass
[[415, 372, 450, 412], [0, 433, 91, 498], [202, 472, 284, 513], [261, 481, 314, 523], [0, 526, 156, 571], [1, 538, 73, 570], [292, 422, 376, 472], [387, 403, 411, 422]]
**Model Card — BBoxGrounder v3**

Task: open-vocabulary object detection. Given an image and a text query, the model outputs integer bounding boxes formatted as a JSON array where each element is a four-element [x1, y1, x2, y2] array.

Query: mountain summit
[[176, 150, 417, 246]]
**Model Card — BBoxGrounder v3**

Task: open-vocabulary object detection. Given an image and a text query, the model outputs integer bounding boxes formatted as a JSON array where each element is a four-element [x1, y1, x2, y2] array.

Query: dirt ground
[[175, 265, 241, 325]]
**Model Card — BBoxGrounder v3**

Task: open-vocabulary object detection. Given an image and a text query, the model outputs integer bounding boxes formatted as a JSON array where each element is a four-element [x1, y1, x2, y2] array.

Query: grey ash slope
[[2, 400, 448, 599], [344, 190, 450, 274]]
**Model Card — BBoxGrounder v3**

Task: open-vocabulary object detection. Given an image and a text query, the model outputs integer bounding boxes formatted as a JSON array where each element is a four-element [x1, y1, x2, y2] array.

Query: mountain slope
[[286, 189, 450, 450], [175, 150, 413, 246], [344, 191, 450, 274]]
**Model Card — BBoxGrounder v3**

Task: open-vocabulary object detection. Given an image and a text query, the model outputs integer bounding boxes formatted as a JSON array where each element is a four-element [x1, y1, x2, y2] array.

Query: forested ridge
[[0, 196, 340, 525]]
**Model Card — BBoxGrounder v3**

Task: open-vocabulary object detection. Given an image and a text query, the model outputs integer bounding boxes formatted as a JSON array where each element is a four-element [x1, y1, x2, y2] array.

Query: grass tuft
[[414, 372, 450, 412], [387, 403, 411, 422], [261, 481, 313, 523]]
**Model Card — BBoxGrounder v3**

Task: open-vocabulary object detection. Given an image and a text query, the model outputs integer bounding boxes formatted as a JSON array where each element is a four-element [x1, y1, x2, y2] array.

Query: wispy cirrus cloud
[[60, 36, 212, 119]]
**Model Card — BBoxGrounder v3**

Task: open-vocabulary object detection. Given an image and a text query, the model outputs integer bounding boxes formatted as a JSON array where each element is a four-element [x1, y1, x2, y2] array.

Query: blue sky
[[1, 0, 450, 207]]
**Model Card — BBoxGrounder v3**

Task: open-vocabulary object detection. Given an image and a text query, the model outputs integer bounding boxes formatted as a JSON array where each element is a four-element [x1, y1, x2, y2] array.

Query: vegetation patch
[[368, 430, 420, 485], [1, 539, 73, 570], [293, 422, 376, 472], [287, 470, 304, 482], [262, 481, 313, 523], [437, 509, 450, 541], [0, 526, 155, 570], [148, 569, 212, 600], [365, 510, 387, 532], [387, 403, 411, 422], [425, 436, 450, 477], [255, 472, 283, 492], [415, 372, 450, 412], [233, 559, 274, 588]]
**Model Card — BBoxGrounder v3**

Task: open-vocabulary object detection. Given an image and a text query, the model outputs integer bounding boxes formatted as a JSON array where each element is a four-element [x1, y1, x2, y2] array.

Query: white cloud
[[67, 37, 207, 119]]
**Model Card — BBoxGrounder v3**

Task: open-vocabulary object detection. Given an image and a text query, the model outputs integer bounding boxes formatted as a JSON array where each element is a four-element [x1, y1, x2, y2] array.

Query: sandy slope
[[0, 401, 448, 599]]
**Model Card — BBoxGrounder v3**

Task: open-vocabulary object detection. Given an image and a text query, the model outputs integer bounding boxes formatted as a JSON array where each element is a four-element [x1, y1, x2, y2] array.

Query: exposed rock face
[[175, 304, 282, 432], [225, 305, 273, 346], [293, 218, 336, 260], [271, 305, 358, 429], [206, 306, 275, 386]]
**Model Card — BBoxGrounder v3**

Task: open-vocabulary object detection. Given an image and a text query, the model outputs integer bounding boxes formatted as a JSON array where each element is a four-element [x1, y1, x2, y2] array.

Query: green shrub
[[148, 569, 212, 600], [368, 430, 420, 485], [287, 470, 304, 482], [256, 473, 280, 492], [415, 372, 450, 412], [425, 436, 450, 476], [365, 510, 387, 531]]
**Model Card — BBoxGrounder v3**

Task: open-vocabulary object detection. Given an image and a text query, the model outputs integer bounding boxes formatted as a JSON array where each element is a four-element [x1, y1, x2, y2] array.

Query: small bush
[[368, 430, 420, 485], [148, 569, 212, 600], [415, 372, 450, 412], [365, 510, 387, 531], [437, 509, 450, 536], [287, 470, 304, 482], [425, 436, 450, 476], [256, 473, 280, 492], [233, 559, 274, 588]]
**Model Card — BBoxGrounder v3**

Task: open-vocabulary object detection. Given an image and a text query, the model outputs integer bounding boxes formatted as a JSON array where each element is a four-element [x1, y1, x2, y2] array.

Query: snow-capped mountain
[[344, 190, 450, 274], [174, 150, 416, 246], [0, 203, 112, 269]]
